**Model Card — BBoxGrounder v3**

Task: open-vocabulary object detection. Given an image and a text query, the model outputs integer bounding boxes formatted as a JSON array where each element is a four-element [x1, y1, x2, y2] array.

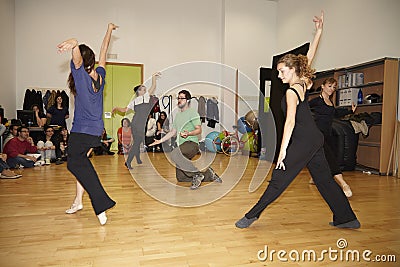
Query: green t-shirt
[[173, 108, 201, 146]]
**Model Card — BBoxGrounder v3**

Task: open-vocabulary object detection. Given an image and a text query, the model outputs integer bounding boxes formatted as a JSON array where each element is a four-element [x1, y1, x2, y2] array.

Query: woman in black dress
[[235, 11, 360, 229]]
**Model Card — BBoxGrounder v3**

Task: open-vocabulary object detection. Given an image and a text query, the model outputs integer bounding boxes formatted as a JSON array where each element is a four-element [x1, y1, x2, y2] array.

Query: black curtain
[[259, 43, 310, 162], [258, 68, 275, 162]]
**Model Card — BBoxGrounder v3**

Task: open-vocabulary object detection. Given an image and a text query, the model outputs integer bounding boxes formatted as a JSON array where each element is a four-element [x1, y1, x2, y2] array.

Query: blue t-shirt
[[48, 106, 69, 128], [70, 60, 105, 136]]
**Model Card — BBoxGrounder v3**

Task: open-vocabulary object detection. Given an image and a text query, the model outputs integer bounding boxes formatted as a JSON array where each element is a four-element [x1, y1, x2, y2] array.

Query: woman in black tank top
[[236, 11, 360, 229]]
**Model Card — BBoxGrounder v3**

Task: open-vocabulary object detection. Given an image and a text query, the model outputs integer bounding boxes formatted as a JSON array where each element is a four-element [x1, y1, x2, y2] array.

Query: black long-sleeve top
[[309, 96, 353, 136]]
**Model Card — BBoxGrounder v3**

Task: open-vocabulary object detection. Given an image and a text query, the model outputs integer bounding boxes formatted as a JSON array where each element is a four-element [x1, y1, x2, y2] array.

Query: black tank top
[[281, 86, 323, 150]]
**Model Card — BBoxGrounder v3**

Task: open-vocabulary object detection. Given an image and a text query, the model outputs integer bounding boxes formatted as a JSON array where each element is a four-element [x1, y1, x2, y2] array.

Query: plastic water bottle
[[357, 89, 363, 104]]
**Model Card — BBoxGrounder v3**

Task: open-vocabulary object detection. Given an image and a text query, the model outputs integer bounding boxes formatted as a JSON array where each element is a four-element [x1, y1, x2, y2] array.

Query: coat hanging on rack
[[206, 97, 219, 128], [198, 96, 206, 123]]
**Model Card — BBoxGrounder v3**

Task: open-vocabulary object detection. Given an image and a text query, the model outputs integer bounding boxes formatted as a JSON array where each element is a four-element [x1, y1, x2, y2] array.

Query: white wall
[[0, 0, 16, 119], [276, 0, 400, 71], [14, 0, 224, 107], [13, 0, 277, 131], [6, 0, 400, 126], [223, 0, 277, 128]]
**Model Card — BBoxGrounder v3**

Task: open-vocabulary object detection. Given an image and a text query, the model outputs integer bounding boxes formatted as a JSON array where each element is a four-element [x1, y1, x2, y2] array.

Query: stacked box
[[338, 88, 359, 106]]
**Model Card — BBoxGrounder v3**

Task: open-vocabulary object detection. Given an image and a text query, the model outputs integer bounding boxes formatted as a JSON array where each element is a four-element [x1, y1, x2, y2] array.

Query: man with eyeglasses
[[36, 125, 63, 165], [3, 126, 38, 168], [150, 89, 222, 189]]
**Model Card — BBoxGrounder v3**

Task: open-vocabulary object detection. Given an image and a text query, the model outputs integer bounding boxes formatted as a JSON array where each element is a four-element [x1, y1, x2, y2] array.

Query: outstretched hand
[[351, 102, 357, 113], [108, 23, 119, 31], [57, 38, 78, 54], [152, 72, 162, 80], [313, 11, 324, 31], [149, 139, 162, 147], [275, 150, 286, 171]]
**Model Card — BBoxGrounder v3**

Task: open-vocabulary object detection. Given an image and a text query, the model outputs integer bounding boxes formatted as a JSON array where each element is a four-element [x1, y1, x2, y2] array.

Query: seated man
[[36, 125, 63, 164], [3, 124, 19, 147], [3, 126, 39, 168], [150, 90, 222, 189], [0, 153, 22, 179]]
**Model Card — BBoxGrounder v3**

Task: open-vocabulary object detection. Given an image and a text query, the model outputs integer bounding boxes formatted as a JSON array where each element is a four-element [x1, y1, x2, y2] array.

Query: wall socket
[[107, 53, 118, 59]]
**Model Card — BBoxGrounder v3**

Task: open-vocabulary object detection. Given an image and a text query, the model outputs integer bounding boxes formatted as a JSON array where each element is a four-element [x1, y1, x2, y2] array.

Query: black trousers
[[67, 133, 116, 215], [245, 147, 357, 225], [323, 136, 342, 176], [126, 123, 144, 165]]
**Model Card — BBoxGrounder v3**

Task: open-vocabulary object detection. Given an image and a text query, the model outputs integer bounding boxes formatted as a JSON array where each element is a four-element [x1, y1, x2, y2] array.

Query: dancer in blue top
[[57, 23, 118, 225]]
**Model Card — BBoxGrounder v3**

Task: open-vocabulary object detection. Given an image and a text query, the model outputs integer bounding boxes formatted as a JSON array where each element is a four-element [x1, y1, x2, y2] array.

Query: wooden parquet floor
[[0, 152, 399, 267]]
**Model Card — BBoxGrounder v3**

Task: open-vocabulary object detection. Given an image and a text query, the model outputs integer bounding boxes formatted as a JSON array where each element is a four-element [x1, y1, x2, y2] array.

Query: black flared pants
[[67, 132, 116, 215]]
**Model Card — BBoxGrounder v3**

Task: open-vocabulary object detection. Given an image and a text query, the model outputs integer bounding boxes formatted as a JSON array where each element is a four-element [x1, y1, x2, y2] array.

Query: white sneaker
[[34, 161, 43, 167], [97, 212, 107, 225]]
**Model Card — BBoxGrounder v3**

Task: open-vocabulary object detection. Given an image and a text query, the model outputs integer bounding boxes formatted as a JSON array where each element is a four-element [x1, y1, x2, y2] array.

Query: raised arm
[[306, 11, 324, 67], [57, 38, 82, 69], [147, 72, 161, 95], [149, 128, 177, 146], [98, 23, 118, 69]]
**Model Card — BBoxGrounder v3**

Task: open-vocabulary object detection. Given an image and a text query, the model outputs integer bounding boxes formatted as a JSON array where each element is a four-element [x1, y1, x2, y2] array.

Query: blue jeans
[[6, 157, 35, 168], [0, 159, 9, 172]]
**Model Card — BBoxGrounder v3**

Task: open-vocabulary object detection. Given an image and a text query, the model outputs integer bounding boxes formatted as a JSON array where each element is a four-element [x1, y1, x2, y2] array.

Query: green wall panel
[[102, 63, 143, 151]]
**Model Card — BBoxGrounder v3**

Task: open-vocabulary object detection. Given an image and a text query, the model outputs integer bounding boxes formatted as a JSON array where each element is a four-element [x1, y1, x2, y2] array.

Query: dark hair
[[10, 119, 22, 127], [321, 77, 338, 102], [157, 111, 168, 126], [178, 89, 191, 100], [17, 126, 28, 133], [121, 118, 131, 127], [31, 103, 44, 114], [44, 125, 53, 132], [68, 44, 96, 96], [133, 85, 144, 96], [277, 54, 315, 81], [322, 77, 337, 86], [54, 92, 64, 108], [102, 128, 107, 140]]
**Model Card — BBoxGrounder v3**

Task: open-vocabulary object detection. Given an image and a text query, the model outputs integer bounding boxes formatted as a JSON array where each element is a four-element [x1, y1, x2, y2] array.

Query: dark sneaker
[[125, 162, 133, 170], [329, 219, 360, 229], [209, 167, 222, 183], [235, 216, 258, 229], [190, 173, 205, 190]]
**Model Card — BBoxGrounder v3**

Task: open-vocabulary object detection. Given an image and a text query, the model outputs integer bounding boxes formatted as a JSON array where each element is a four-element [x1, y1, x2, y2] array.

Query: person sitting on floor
[[36, 125, 63, 165], [58, 126, 69, 161], [3, 126, 38, 168], [155, 111, 170, 152], [145, 114, 157, 151], [117, 118, 132, 155], [3, 124, 19, 147], [0, 114, 6, 137], [93, 128, 115, 155], [0, 153, 22, 179]]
